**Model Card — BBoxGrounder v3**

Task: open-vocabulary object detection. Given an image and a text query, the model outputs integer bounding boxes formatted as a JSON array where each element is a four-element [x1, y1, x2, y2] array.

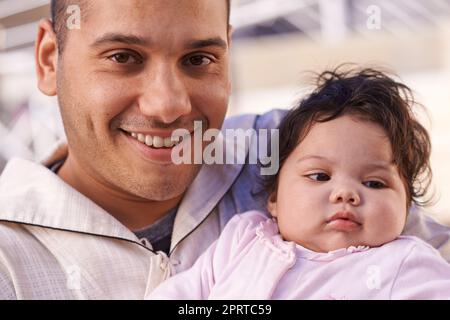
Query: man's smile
[[122, 130, 182, 148]]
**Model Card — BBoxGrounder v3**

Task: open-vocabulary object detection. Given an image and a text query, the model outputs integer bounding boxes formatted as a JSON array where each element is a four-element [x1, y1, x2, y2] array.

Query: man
[[0, 0, 448, 299]]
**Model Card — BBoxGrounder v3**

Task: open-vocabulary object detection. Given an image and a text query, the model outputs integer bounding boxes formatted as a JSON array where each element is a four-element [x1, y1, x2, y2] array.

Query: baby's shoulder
[[379, 235, 442, 260], [220, 210, 277, 245], [227, 210, 271, 230]]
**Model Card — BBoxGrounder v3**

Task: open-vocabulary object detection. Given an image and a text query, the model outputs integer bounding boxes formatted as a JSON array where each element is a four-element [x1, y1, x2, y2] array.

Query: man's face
[[56, 0, 230, 201]]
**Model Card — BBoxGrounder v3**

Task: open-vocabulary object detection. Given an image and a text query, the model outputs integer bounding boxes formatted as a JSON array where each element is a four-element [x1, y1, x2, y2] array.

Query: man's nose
[[138, 64, 192, 124], [329, 185, 361, 206]]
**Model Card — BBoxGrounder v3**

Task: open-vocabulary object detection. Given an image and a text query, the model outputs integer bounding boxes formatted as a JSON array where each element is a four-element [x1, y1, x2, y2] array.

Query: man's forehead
[[85, 0, 228, 26], [79, 0, 228, 41]]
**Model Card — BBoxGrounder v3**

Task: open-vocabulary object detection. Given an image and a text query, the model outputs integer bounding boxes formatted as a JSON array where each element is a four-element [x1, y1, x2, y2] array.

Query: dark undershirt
[[133, 208, 177, 255], [47, 159, 176, 255]]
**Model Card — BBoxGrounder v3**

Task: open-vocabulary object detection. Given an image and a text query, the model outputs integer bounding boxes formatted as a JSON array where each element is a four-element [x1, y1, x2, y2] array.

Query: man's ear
[[227, 25, 234, 45], [35, 19, 58, 96], [226, 25, 234, 96], [267, 192, 278, 218]]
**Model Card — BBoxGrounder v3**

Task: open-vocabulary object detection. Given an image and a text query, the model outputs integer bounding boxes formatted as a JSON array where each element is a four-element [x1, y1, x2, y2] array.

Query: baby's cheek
[[387, 195, 408, 231], [372, 201, 406, 239]]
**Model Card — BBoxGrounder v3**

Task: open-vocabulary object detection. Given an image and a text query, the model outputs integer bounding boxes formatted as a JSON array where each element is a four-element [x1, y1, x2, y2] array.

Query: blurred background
[[0, 0, 449, 224]]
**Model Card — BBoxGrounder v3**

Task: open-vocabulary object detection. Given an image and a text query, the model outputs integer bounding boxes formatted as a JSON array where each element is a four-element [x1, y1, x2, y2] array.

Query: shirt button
[[171, 260, 180, 266], [160, 260, 168, 270]]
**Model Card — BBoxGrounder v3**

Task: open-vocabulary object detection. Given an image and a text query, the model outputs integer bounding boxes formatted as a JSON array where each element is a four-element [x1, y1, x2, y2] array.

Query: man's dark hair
[[51, 0, 231, 51], [50, 0, 84, 51], [264, 66, 432, 208]]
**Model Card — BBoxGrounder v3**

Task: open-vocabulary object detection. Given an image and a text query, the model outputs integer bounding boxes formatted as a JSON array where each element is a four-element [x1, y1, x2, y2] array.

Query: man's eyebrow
[[90, 34, 227, 51], [91, 33, 152, 47], [185, 37, 228, 50]]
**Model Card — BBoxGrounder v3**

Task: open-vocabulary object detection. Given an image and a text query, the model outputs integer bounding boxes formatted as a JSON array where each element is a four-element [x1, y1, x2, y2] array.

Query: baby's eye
[[363, 180, 386, 189], [306, 173, 331, 182]]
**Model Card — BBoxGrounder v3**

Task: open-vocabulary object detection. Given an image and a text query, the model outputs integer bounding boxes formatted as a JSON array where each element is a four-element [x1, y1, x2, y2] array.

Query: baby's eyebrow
[[363, 162, 396, 172], [296, 155, 329, 164], [296, 156, 395, 172]]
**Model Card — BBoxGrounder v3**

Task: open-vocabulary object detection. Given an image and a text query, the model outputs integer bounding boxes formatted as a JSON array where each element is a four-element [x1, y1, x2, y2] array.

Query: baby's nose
[[330, 188, 361, 205]]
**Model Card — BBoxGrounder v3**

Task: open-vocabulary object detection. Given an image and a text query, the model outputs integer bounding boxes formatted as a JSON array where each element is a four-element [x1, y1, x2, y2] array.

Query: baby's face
[[268, 115, 408, 252]]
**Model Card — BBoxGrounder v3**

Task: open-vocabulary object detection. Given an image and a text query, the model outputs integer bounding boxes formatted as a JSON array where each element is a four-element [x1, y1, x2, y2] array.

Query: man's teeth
[[129, 132, 180, 148]]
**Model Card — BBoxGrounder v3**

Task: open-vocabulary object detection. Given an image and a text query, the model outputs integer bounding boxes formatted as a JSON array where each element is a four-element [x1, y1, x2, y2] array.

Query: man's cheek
[[85, 90, 134, 126], [200, 91, 228, 127]]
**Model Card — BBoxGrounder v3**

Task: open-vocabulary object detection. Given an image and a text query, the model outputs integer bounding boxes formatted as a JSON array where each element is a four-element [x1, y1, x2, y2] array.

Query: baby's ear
[[267, 192, 278, 218]]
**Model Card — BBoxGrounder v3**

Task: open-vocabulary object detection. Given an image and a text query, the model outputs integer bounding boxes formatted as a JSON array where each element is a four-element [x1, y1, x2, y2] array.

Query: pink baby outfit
[[148, 210, 450, 299]]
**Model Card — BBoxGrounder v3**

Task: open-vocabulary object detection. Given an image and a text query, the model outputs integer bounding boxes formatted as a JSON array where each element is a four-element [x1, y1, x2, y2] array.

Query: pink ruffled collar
[[255, 217, 371, 262]]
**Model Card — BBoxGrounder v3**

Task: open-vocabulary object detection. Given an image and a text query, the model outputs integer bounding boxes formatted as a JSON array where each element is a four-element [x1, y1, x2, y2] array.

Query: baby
[[148, 68, 450, 299]]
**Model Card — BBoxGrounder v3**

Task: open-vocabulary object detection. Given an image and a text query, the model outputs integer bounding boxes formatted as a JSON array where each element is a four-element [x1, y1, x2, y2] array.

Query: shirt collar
[[0, 157, 142, 245]]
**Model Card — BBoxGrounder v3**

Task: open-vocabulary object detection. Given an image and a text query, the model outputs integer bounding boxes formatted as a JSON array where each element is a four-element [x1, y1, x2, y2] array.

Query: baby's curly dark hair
[[265, 66, 432, 208]]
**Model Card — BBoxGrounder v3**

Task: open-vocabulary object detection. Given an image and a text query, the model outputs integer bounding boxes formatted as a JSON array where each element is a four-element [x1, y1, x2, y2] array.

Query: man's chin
[[143, 182, 185, 200], [125, 172, 199, 202]]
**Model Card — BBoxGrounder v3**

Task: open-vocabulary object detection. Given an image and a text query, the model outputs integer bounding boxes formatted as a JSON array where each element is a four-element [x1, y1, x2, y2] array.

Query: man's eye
[[364, 180, 386, 189], [108, 52, 142, 65], [306, 173, 331, 182], [184, 55, 213, 66]]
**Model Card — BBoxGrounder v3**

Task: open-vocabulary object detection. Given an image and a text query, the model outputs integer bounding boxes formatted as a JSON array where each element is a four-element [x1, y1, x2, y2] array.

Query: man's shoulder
[[223, 109, 288, 130], [0, 220, 70, 272], [213, 110, 289, 221], [0, 222, 38, 253], [0, 157, 48, 188], [0, 222, 40, 279], [0, 158, 60, 219], [0, 229, 17, 300], [403, 206, 450, 262]]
